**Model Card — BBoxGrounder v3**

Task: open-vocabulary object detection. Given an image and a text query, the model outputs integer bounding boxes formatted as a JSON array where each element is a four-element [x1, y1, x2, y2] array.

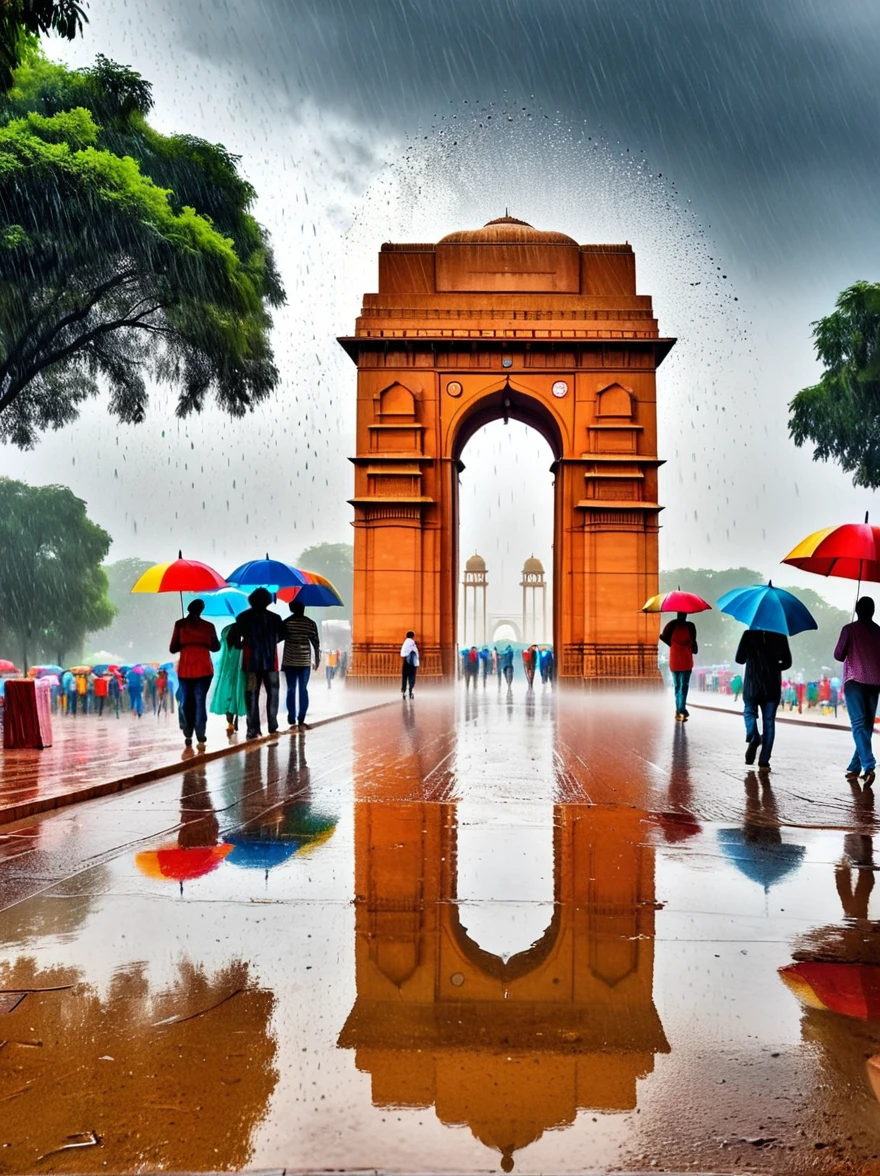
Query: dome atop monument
[[465, 552, 487, 572], [522, 555, 544, 575], [439, 216, 577, 246]]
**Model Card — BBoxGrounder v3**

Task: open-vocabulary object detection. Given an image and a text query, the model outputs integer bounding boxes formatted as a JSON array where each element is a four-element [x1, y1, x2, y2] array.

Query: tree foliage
[[660, 566, 850, 679], [295, 542, 353, 624], [0, 476, 115, 668], [93, 556, 181, 662], [0, 49, 285, 447], [789, 281, 880, 487], [0, 1, 87, 90]]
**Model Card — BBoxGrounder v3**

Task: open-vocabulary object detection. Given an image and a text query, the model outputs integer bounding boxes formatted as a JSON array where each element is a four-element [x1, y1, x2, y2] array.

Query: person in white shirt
[[400, 631, 419, 699]]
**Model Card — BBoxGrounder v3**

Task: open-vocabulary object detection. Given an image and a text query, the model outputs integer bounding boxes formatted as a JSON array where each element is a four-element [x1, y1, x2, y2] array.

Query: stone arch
[[596, 381, 635, 419], [450, 378, 566, 463], [490, 617, 522, 643]]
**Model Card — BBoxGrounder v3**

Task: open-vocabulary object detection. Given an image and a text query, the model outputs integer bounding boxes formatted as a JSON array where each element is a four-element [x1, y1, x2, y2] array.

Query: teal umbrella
[[716, 582, 817, 636], [186, 588, 250, 619]]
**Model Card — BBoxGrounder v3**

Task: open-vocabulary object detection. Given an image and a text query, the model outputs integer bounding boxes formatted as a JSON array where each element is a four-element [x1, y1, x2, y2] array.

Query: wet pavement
[[1, 688, 880, 1173], [0, 683, 389, 824]]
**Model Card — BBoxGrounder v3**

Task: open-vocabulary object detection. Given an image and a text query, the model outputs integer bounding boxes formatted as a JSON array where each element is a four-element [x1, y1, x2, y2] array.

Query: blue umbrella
[[716, 582, 818, 636], [717, 828, 806, 892], [226, 556, 307, 592], [185, 588, 250, 619], [226, 837, 301, 871]]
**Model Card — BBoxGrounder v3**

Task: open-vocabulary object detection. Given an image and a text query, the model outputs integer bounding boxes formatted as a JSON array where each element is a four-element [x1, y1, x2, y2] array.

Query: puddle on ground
[[1, 692, 880, 1173]]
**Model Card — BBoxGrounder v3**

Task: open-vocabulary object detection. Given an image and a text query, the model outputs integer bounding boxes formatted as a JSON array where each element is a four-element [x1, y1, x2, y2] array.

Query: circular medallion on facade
[[552, 380, 569, 398], [501, 357, 513, 368], [446, 380, 463, 397]]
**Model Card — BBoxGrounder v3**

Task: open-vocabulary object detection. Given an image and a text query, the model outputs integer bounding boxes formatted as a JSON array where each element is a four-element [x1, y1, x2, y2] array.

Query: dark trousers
[[503, 665, 513, 686], [284, 666, 311, 724], [180, 675, 212, 741], [246, 670, 279, 737], [401, 661, 417, 696]]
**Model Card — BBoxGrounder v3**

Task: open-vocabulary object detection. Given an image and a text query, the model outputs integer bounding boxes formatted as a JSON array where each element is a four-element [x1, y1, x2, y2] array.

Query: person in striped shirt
[[282, 601, 321, 728]]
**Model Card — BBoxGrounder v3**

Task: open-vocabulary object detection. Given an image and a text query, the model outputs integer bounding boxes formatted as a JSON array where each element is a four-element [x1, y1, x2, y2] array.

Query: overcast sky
[[4, 0, 880, 617]]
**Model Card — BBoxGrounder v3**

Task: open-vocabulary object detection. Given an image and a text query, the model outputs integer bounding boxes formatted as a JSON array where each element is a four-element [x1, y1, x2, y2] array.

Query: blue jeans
[[672, 670, 691, 714], [743, 698, 779, 765], [284, 666, 311, 724], [180, 675, 211, 741], [844, 680, 879, 774], [245, 670, 280, 737]]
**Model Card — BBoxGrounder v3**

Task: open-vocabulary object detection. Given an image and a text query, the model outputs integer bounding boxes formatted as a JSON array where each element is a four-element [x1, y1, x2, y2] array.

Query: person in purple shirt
[[834, 596, 880, 787]]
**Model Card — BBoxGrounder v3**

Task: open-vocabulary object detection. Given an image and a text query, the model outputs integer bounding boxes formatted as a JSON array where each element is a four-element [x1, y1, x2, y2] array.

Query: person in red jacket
[[170, 599, 220, 748], [660, 611, 699, 722]]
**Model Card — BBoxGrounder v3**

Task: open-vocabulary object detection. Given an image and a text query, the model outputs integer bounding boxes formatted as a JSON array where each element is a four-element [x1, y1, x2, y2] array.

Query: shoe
[[409, 692, 414, 700], [864, 770, 876, 788], [674, 712, 683, 722], [225, 722, 234, 733], [184, 737, 192, 747], [745, 734, 761, 765], [845, 769, 861, 780], [758, 762, 772, 772], [681, 712, 689, 721], [196, 740, 206, 750], [299, 721, 311, 729]]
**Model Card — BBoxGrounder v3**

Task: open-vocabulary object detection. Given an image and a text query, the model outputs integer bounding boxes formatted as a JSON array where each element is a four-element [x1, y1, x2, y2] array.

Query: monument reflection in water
[[339, 698, 669, 1171]]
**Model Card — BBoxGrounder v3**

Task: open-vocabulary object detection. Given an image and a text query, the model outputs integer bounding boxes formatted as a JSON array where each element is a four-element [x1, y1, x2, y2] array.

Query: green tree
[[0, 477, 114, 669], [0, 50, 284, 447], [0, 1, 87, 90], [295, 542, 353, 625], [660, 567, 850, 679], [92, 556, 180, 662], [789, 281, 880, 487]]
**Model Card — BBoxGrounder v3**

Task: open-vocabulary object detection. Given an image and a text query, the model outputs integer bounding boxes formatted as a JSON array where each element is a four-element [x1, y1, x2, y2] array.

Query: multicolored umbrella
[[131, 552, 228, 616], [641, 590, 711, 614], [136, 842, 232, 883], [277, 571, 345, 607], [780, 961, 880, 1021], [717, 582, 818, 637], [783, 515, 880, 583], [226, 556, 307, 592]]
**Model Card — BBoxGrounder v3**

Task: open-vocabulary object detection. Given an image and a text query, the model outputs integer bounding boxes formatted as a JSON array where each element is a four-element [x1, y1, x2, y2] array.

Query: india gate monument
[[339, 216, 675, 683]]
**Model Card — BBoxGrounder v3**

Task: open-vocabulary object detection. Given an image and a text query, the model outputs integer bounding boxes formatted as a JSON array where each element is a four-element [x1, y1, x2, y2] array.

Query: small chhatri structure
[[462, 552, 488, 647], [520, 556, 547, 644]]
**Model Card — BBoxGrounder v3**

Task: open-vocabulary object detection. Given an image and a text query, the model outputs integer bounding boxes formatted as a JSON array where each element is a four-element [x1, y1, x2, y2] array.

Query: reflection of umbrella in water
[[227, 809, 338, 874], [780, 961, 880, 1021], [717, 828, 806, 891], [136, 842, 232, 882]]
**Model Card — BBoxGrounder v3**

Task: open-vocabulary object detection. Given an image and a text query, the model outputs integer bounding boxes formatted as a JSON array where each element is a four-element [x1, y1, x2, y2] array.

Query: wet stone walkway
[[0, 688, 879, 1174]]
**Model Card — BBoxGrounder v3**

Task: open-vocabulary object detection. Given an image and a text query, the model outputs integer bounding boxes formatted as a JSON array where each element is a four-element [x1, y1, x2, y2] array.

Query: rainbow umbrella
[[641, 590, 711, 614], [783, 513, 880, 599], [277, 571, 344, 607], [780, 961, 880, 1021], [131, 552, 228, 616], [136, 842, 232, 883]]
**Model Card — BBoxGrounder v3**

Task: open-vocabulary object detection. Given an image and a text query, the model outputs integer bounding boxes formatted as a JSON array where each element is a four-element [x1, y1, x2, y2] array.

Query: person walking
[[400, 631, 419, 699], [465, 646, 479, 688], [93, 672, 109, 716], [209, 622, 247, 733], [735, 628, 792, 770], [660, 611, 699, 721], [170, 599, 221, 748], [522, 644, 538, 690], [500, 643, 515, 688], [325, 648, 338, 688], [282, 601, 321, 728], [229, 588, 287, 739], [834, 596, 880, 787], [126, 667, 143, 718]]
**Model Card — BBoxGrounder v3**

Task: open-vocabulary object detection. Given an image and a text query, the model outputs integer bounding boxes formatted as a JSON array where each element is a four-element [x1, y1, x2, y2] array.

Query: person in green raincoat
[[209, 623, 246, 732]]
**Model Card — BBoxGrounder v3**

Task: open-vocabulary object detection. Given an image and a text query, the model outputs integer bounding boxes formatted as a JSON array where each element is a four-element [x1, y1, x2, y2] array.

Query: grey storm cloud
[[173, 0, 880, 256]]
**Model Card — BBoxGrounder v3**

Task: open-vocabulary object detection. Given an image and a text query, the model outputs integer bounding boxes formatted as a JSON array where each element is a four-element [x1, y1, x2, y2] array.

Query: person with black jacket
[[735, 628, 792, 770]]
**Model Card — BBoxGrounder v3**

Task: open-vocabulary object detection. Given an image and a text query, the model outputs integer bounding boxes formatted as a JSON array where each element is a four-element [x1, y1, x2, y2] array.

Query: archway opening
[[457, 419, 555, 669]]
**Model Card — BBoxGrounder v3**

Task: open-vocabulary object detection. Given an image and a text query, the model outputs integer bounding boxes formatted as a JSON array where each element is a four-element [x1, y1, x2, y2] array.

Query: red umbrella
[[642, 590, 712, 614], [0, 659, 20, 674], [779, 961, 880, 1020], [782, 515, 880, 583]]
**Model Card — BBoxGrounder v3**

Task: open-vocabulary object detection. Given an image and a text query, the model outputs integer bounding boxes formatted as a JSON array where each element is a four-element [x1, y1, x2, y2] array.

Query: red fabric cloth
[[3, 679, 53, 749], [170, 616, 220, 679]]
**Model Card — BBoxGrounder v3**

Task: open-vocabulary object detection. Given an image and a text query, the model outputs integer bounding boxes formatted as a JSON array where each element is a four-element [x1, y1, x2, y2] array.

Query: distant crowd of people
[[459, 644, 554, 690], [661, 598, 880, 785]]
